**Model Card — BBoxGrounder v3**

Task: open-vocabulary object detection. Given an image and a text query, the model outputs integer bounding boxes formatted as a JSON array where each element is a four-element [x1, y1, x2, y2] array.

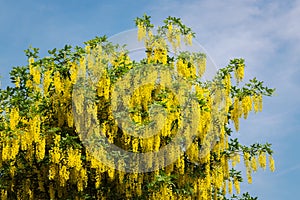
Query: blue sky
[[1, 0, 299, 199]]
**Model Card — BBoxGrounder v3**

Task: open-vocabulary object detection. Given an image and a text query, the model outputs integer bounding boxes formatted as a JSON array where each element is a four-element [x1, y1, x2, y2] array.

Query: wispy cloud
[[275, 163, 300, 177]]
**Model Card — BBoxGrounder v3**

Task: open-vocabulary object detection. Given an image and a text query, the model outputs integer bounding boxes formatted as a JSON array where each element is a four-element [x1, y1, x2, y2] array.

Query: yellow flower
[[167, 23, 173, 33], [85, 45, 91, 54], [59, 164, 70, 186], [25, 79, 33, 89], [15, 76, 21, 88], [10, 139, 20, 160], [184, 33, 193, 45], [1, 189, 7, 200], [132, 138, 139, 152], [234, 63, 244, 83], [251, 157, 258, 172], [50, 135, 61, 164], [233, 178, 240, 194], [49, 164, 56, 180], [49, 183, 55, 199], [223, 74, 231, 95], [28, 57, 34, 65], [33, 67, 41, 85], [175, 31, 181, 48], [95, 174, 101, 188], [232, 153, 240, 167], [177, 58, 188, 78], [194, 56, 206, 78], [77, 168, 88, 191], [70, 63, 78, 84], [43, 70, 52, 95], [228, 180, 233, 194], [28, 57, 41, 85], [253, 94, 263, 112], [53, 71, 62, 93], [36, 137, 46, 160], [107, 168, 115, 180], [232, 97, 241, 131], [258, 152, 267, 170], [246, 167, 252, 184], [269, 155, 275, 172], [242, 95, 252, 119], [30, 115, 41, 143], [67, 147, 82, 171], [137, 22, 146, 41], [9, 108, 19, 131], [9, 162, 16, 177], [187, 142, 199, 162]]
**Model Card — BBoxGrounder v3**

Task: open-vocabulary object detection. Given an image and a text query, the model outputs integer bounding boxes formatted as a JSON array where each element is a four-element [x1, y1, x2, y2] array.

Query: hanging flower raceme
[[53, 71, 62, 93], [29, 57, 41, 85], [184, 33, 193, 46], [234, 62, 245, 83], [49, 134, 61, 164], [241, 95, 252, 119], [43, 69, 52, 96], [137, 22, 147, 41], [9, 107, 19, 131], [269, 155, 276, 172], [232, 97, 242, 131], [253, 94, 263, 112]]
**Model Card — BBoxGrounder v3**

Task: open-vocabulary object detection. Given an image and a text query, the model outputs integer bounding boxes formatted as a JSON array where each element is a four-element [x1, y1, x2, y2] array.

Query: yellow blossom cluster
[[240, 151, 276, 185], [137, 22, 147, 41], [234, 62, 244, 83], [231, 93, 263, 132], [29, 57, 41, 85], [166, 23, 182, 51]]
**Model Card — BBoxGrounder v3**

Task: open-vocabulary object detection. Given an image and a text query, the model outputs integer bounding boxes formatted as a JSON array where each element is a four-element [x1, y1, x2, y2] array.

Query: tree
[[0, 15, 275, 199]]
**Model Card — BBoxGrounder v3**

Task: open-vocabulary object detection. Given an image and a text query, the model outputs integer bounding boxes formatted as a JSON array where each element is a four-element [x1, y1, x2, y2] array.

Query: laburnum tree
[[0, 15, 275, 200]]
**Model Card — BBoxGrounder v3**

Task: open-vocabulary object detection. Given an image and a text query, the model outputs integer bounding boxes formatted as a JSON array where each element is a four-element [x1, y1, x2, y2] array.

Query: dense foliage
[[0, 15, 275, 199]]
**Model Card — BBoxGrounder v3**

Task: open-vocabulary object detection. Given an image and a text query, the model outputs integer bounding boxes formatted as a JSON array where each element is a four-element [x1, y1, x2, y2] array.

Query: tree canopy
[[0, 14, 275, 199]]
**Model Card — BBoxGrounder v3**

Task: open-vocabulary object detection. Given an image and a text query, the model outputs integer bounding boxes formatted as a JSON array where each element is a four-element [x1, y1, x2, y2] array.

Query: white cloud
[[150, 0, 300, 67], [275, 1, 300, 41]]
